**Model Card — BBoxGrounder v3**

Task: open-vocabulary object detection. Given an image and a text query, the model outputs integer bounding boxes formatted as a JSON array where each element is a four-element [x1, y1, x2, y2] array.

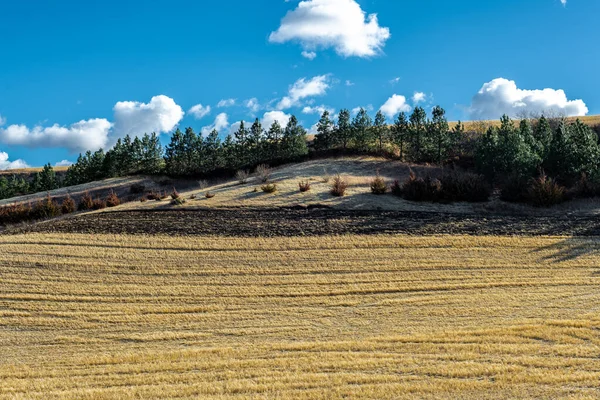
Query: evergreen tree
[[165, 128, 186, 176], [429, 106, 453, 164], [313, 110, 334, 151], [334, 109, 352, 150], [373, 110, 388, 153], [281, 115, 308, 160], [409, 106, 427, 161], [38, 163, 57, 191], [249, 118, 264, 166], [391, 112, 409, 160], [534, 116, 553, 160], [203, 129, 222, 172], [234, 121, 250, 168], [266, 120, 284, 162], [351, 108, 373, 151]]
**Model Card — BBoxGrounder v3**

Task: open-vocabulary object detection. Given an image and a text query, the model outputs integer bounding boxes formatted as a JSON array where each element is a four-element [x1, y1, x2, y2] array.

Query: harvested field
[[13, 208, 600, 237], [1, 233, 599, 398]]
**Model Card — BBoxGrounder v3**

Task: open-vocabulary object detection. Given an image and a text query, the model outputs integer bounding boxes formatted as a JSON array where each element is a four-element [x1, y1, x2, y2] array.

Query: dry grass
[[0, 166, 70, 175], [1, 233, 600, 398], [449, 114, 600, 132]]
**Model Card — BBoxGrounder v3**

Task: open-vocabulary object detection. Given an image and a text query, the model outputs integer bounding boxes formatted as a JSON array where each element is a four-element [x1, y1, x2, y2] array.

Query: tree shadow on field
[[534, 235, 600, 263]]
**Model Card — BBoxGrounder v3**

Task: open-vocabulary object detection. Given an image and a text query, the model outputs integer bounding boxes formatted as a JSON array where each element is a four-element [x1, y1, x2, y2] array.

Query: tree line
[[1, 105, 599, 203]]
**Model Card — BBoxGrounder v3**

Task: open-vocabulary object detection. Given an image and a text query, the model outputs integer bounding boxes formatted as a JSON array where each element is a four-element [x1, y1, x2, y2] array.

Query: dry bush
[[92, 198, 107, 210], [236, 170, 249, 184], [370, 173, 388, 195], [61, 195, 76, 214], [330, 175, 348, 197], [170, 188, 180, 200], [106, 190, 121, 207], [146, 191, 161, 201], [391, 180, 402, 197], [400, 170, 442, 202], [78, 192, 94, 211], [190, 194, 197, 200], [261, 183, 277, 193], [140, 196, 148, 203], [299, 180, 311, 192], [256, 164, 272, 183], [527, 174, 566, 207], [205, 192, 215, 199], [33, 195, 62, 219], [0, 202, 32, 224], [130, 183, 146, 194], [439, 171, 491, 203], [569, 173, 600, 199]]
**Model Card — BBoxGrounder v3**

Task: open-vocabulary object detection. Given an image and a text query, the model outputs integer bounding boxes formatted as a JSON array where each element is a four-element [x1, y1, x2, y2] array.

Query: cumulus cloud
[[55, 160, 73, 167], [244, 98, 261, 113], [112, 95, 184, 140], [0, 118, 113, 153], [201, 113, 230, 136], [0, 151, 30, 170], [270, 0, 390, 58], [345, 80, 355, 87], [217, 98, 236, 108], [302, 105, 335, 115], [188, 104, 211, 120], [301, 51, 317, 60], [412, 92, 426, 104], [469, 78, 588, 120], [380, 94, 411, 119], [0, 115, 6, 126], [261, 111, 292, 129], [277, 75, 331, 110]]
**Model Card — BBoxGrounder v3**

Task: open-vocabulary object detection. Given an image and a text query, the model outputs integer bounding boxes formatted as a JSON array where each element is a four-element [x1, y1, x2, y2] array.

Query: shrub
[[78, 192, 94, 211], [146, 191, 160, 201], [391, 180, 402, 197], [170, 188, 180, 200], [256, 164, 272, 183], [236, 170, 249, 184], [171, 197, 186, 205], [299, 180, 311, 192], [106, 190, 121, 207], [330, 175, 348, 197], [439, 171, 491, 202], [500, 175, 530, 203], [370, 174, 388, 195], [569, 173, 600, 199], [61, 195, 76, 214], [130, 183, 146, 194], [0, 202, 32, 225], [140, 196, 148, 203], [205, 192, 215, 199], [92, 198, 107, 210], [261, 183, 277, 193], [527, 174, 566, 207], [190, 194, 197, 200], [33, 195, 61, 219], [400, 170, 441, 202]]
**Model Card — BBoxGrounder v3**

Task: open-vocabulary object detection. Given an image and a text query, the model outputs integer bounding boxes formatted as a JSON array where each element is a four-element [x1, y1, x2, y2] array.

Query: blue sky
[[0, 0, 598, 168]]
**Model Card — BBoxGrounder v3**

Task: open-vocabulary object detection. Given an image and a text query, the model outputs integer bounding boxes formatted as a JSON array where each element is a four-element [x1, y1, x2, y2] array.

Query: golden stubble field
[[1, 233, 600, 399]]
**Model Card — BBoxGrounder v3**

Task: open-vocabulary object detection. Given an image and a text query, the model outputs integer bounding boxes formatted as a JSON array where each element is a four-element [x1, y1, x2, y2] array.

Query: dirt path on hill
[[9, 207, 600, 237]]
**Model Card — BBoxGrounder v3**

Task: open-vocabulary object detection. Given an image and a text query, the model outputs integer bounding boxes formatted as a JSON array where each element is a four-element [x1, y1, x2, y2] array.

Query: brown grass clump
[[370, 173, 388, 195], [330, 175, 348, 197], [261, 183, 277, 194], [236, 170, 249, 184], [0, 202, 32, 224], [106, 190, 121, 207], [400, 170, 442, 202], [92, 198, 107, 210], [61, 195, 76, 214], [170, 188, 181, 200], [256, 164, 272, 183], [527, 173, 566, 207], [78, 192, 94, 211], [205, 192, 215, 199], [299, 180, 311, 192]]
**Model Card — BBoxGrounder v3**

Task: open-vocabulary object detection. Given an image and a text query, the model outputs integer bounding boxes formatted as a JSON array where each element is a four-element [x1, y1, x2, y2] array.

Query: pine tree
[[334, 109, 352, 150], [282, 115, 308, 160], [352, 108, 373, 152], [234, 121, 250, 168], [391, 112, 409, 160], [38, 163, 57, 191], [430, 106, 452, 164], [249, 118, 264, 166], [313, 110, 334, 151], [409, 107, 427, 161], [266, 121, 284, 162], [165, 128, 186, 176], [373, 110, 388, 153], [203, 129, 222, 172]]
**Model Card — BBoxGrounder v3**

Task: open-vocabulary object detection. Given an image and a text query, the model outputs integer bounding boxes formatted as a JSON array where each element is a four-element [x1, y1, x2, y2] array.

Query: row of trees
[[476, 115, 599, 185], [0, 164, 58, 200]]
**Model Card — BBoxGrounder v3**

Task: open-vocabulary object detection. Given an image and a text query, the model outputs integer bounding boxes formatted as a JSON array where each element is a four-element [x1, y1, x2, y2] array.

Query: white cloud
[[380, 94, 411, 119], [201, 112, 230, 136], [412, 92, 426, 104], [301, 51, 317, 60], [469, 78, 588, 120], [270, 0, 390, 58], [302, 105, 335, 115], [261, 111, 292, 129], [0, 151, 30, 170], [0, 115, 6, 126], [217, 98, 236, 108], [112, 95, 184, 140], [277, 75, 331, 110], [188, 104, 211, 120], [55, 160, 73, 167], [0, 118, 112, 153], [561, 0, 567, 6], [345, 80, 355, 87], [351, 105, 374, 115], [389, 77, 401, 85], [244, 98, 261, 113]]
